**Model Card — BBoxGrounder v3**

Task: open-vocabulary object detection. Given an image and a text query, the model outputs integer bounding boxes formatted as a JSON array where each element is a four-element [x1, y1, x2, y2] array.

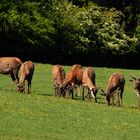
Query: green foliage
[[0, 0, 139, 64], [96, 8, 138, 54], [0, 1, 55, 47], [47, 1, 138, 56]]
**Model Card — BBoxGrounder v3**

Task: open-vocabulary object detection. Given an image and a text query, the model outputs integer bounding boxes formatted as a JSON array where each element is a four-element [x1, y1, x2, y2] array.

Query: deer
[[101, 73, 125, 106], [82, 67, 99, 102], [71, 64, 83, 97], [0, 57, 22, 89], [17, 61, 35, 94], [129, 75, 140, 109], [51, 64, 65, 96], [58, 64, 84, 99]]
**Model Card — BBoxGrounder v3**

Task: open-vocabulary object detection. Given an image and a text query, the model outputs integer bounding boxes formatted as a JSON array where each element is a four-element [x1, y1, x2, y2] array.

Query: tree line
[[0, 0, 140, 68]]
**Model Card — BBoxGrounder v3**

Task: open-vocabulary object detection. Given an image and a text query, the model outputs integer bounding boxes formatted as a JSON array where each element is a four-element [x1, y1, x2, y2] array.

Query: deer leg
[[15, 70, 19, 83], [55, 86, 59, 96], [137, 93, 140, 109], [75, 86, 80, 97], [112, 95, 114, 106], [75, 86, 78, 97], [28, 80, 31, 94], [9, 73, 16, 90], [82, 86, 85, 100], [71, 89, 74, 99], [88, 89, 91, 102], [116, 91, 120, 106], [138, 97, 140, 110], [120, 91, 123, 106], [120, 88, 124, 106], [55, 87, 57, 96]]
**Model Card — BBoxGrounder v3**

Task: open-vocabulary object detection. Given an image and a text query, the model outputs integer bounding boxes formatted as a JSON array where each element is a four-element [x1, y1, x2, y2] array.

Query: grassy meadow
[[0, 63, 140, 140]]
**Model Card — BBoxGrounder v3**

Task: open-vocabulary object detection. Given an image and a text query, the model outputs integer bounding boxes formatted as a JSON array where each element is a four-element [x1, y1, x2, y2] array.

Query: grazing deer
[[129, 75, 140, 109], [0, 57, 22, 89], [101, 73, 125, 106], [82, 67, 99, 102], [17, 61, 35, 94], [59, 64, 84, 99], [51, 64, 65, 96]]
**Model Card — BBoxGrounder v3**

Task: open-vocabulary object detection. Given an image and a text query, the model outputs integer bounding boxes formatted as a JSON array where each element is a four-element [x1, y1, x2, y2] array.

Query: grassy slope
[[0, 63, 140, 140]]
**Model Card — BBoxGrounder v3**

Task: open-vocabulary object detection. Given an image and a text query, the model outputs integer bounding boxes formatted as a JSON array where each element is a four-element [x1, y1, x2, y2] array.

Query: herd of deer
[[52, 64, 140, 109], [0, 57, 140, 109]]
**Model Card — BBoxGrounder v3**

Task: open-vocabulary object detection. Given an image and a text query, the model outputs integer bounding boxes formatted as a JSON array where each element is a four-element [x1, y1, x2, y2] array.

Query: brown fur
[[51, 64, 65, 96], [82, 67, 98, 102], [103, 73, 125, 106], [71, 64, 82, 70], [0, 57, 22, 89], [18, 61, 35, 94]]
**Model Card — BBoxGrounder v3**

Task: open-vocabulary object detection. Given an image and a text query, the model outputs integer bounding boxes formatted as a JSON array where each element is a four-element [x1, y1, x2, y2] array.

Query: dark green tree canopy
[[0, 0, 140, 67]]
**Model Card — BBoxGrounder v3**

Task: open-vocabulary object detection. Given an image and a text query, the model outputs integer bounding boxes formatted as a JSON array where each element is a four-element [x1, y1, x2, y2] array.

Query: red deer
[[71, 64, 82, 97], [0, 57, 22, 89], [17, 61, 35, 94], [129, 75, 140, 109], [51, 64, 65, 96], [101, 73, 125, 106], [59, 64, 84, 99], [82, 67, 98, 102]]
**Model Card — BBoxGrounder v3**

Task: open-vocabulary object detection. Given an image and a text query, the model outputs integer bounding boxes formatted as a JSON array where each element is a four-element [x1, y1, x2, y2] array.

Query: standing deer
[[17, 61, 35, 94], [101, 73, 125, 106], [129, 75, 140, 109], [82, 67, 99, 102], [0, 57, 22, 89], [51, 64, 65, 96]]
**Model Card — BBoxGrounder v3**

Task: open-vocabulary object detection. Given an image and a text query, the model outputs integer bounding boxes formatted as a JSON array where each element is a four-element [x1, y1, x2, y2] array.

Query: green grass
[[0, 63, 140, 140]]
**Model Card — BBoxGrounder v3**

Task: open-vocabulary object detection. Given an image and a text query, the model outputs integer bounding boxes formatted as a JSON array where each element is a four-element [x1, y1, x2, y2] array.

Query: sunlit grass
[[0, 63, 140, 139]]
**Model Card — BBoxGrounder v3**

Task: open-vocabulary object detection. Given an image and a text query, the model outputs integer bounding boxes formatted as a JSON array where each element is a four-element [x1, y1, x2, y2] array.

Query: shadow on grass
[[98, 101, 106, 105], [37, 93, 54, 97], [130, 106, 138, 109]]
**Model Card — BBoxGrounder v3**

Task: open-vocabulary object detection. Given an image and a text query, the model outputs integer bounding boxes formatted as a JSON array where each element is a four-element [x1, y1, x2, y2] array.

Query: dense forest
[[0, 0, 140, 68]]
